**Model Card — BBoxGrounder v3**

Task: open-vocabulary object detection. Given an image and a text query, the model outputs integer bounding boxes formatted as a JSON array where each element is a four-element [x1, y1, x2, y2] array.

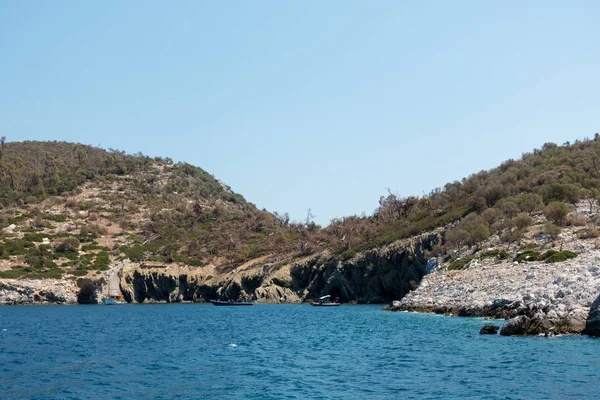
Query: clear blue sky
[[1, 1, 599, 225]]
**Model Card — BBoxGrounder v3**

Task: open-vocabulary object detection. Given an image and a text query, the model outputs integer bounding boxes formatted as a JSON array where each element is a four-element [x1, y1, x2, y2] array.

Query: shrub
[[30, 217, 46, 228], [501, 228, 526, 243], [446, 229, 469, 248], [0, 269, 23, 279], [121, 245, 145, 262], [577, 228, 600, 239], [543, 222, 562, 240], [519, 242, 539, 250], [479, 249, 509, 260], [23, 233, 45, 243], [514, 251, 541, 263], [56, 237, 81, 253], [544, 202, 571, 226], [512, 213, 533, 230], [543, 250, 577, 263], [4, 239, 34, 256], [92, 252, 111, 271], [571, 214, 588, 227], [44, 214, 67, 223], [81, 242, 109, 251], [447, 256, 474, 270]]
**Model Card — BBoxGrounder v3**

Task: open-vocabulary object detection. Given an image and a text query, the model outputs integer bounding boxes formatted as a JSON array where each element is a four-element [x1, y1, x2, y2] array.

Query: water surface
[[1, 304, 598, 399]]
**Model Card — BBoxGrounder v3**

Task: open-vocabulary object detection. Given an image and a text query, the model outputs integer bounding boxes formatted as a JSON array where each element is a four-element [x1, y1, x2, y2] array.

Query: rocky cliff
[[117, 233, 440, 304]]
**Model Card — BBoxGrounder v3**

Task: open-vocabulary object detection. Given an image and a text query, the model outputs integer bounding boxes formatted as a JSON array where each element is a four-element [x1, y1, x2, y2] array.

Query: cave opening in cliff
[[329, 286, 343, 302]]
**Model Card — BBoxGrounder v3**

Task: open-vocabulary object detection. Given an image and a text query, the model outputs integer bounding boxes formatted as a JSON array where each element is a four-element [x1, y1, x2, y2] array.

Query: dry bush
[[595, 239, 600, 249], [65, 199, 80, 209], [28, 205, 42, 214], [30, 217, 46, 228], [578, 228, 600, 239], [89, 223, 108, 236], [88, 213, 99, 222], [572, 214, 588, 227]]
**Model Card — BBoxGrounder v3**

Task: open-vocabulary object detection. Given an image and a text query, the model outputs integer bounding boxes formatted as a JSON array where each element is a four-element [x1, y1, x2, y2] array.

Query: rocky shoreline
[[384, 248, 600, 336], [0, 279, 78, 305]]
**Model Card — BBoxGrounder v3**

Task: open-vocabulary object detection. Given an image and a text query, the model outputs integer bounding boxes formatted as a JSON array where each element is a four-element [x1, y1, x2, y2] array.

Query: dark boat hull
[[210, 300, 253, 306]]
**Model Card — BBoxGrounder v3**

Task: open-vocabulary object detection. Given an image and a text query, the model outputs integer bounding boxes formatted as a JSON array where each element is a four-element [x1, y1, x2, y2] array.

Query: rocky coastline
[[384, 246, 600, 336]]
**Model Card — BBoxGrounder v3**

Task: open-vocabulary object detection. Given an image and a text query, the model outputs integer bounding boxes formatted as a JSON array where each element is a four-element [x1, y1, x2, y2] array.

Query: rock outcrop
[[0, 279, 77, 305], [584, 292, 600, 336]]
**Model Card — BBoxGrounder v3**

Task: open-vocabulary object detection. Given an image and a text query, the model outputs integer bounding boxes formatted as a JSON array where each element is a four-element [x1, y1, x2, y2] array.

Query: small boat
[[311, 295, 340, 307], [210, 300, 253, 306], [102, 295, 126, 305], [102, 282, 125, 305]]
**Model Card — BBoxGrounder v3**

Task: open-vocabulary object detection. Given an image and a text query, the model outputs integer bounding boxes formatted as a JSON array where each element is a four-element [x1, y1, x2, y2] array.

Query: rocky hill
[[2, 137, 600, 336]]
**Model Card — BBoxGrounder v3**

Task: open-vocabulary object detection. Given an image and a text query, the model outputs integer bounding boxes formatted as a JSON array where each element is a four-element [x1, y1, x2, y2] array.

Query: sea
[[0, 304, 599, 399]]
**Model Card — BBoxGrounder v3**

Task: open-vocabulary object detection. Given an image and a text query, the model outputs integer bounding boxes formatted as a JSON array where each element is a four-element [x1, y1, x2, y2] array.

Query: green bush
[[514, 251, 541, 263], [121, 245, 145, 262], [44, 214, 67, 222], [0, 269, 23, 279], [55, 237, 81, 253], [541, 250, 577, 263], [81, 242, 109, 251], [92, 252, 111, 271], [479, 249, 509, 260], [4, 239, 34, 256], [447, 256, 474, 270], [23, 233, 45, 242], [513, 249, 577, 263]]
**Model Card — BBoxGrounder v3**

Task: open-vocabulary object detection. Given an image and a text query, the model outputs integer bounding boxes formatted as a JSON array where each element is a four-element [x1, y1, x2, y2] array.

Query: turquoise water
[[1, 304, 599, 399]]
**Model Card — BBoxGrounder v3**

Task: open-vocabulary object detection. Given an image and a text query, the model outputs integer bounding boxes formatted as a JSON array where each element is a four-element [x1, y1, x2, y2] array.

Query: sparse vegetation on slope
[[1, 135, 600, 281]]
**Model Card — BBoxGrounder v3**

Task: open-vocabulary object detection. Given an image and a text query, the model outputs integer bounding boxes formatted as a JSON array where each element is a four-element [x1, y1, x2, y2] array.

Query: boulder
[[584, 292, 600, 337], [491, 298, 513, 309], [480, 325, 499, 335], [500, 315, 530, 336]]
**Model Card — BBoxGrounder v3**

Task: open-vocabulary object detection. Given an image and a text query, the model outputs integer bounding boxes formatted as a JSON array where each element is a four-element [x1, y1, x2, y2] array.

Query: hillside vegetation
[[1, 135, 600, 281]]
